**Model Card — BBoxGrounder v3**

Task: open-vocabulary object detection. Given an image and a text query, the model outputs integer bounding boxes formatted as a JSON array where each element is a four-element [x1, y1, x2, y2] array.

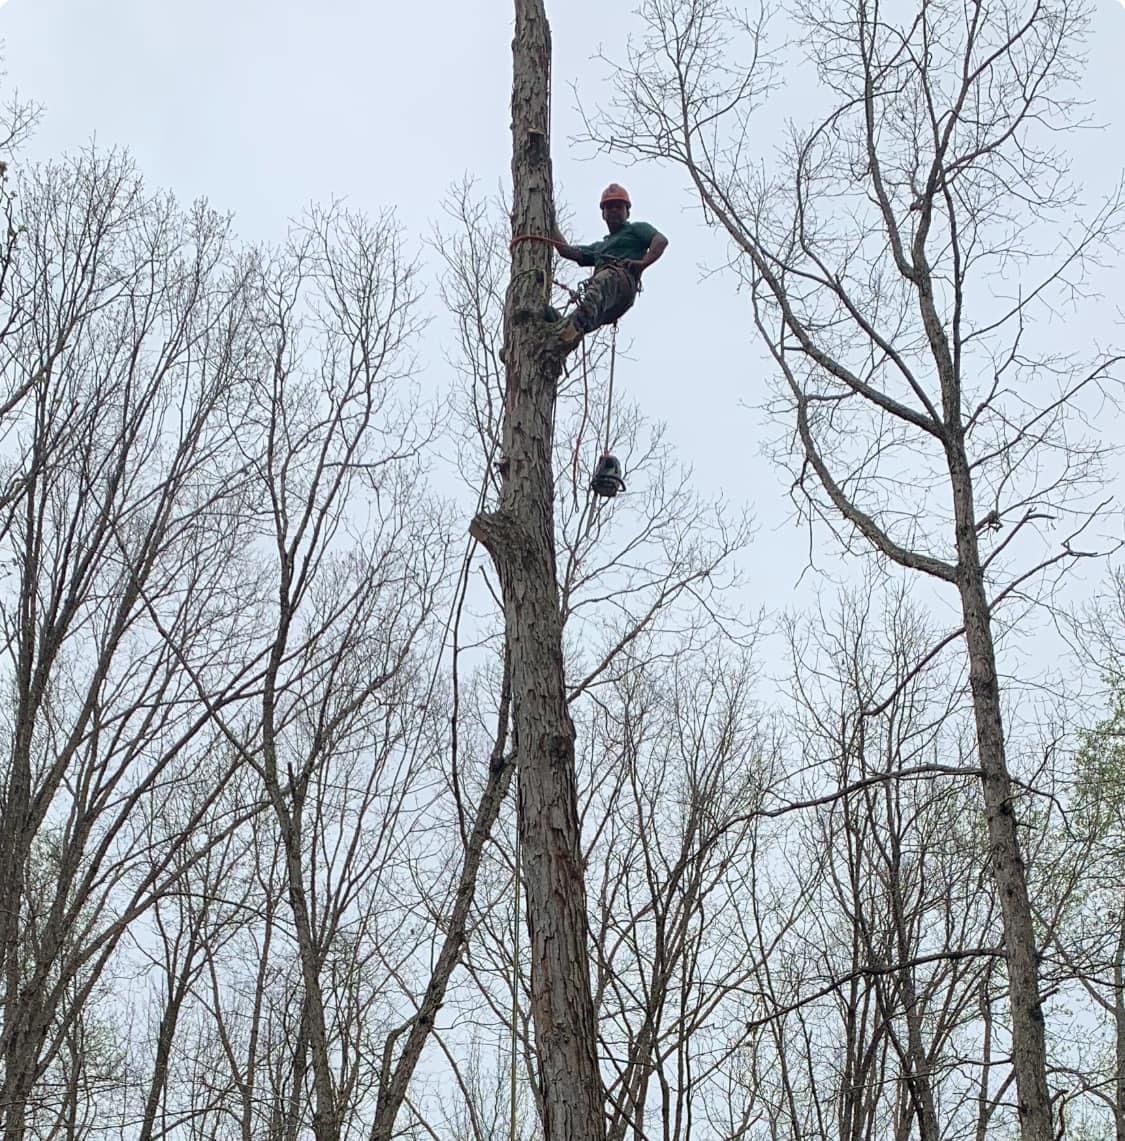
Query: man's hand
[[638, 233, 669, 275], [623, 234, 668, 279], [550, 225, 581, 263]]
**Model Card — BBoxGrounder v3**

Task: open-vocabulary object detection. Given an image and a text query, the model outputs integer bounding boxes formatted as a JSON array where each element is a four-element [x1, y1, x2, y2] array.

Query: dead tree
[[468, 1, 606, 1137], [586, 2, 1125, 1137]]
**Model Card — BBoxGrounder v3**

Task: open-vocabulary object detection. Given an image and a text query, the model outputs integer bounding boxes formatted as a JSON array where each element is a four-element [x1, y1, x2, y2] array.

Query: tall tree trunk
[[469, 2, 606, 1137], [947, 439, 1053, 1141]]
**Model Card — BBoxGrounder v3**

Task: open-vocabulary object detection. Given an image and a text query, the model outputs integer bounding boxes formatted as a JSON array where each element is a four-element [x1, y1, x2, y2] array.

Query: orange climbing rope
[[510, 233, 562, 253]]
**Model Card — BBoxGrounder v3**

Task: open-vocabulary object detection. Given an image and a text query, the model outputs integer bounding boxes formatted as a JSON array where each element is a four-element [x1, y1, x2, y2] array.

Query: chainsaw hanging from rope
[[590, 453, 625, 499]]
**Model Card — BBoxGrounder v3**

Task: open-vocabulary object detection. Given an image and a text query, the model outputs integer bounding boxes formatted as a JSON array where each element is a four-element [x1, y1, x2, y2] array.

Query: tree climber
[[550, 184, 668, 350]]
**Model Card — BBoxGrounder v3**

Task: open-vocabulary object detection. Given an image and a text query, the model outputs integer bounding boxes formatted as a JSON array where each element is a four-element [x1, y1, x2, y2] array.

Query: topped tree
[[469, 0, 607, 1138]]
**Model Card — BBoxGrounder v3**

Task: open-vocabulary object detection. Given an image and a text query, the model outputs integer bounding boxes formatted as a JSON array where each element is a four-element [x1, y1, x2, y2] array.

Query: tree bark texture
[[946, 437, 1053, 1141], [469, 2, 606, 1138]]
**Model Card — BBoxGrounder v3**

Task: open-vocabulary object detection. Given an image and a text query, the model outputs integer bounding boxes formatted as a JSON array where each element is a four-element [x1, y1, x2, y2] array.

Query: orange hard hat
[[600, 183, 631, 208]]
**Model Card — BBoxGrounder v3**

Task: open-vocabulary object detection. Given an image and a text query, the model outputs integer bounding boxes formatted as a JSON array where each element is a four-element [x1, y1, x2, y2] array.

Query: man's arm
[[551, 224, 593, 266], [628, 231, 668, 276]]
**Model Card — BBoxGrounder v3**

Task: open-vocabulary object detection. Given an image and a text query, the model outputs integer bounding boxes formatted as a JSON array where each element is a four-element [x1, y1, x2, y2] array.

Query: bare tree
[[0, 148, 262, 1141], [585, 1, 1125, 1135], [783, 588, 1010, 1141], [129, 818, 254, 1141], [1036, 571, 1125, 1140], [468, 1, 607, 1136], [236, 205, 437, 1141], [434, 158, 759, 1138], [0, 141, 509, 1141], [108, 204, 520, 1141], [584, 642, 774, 1141], [446, 633, 777, 1141]]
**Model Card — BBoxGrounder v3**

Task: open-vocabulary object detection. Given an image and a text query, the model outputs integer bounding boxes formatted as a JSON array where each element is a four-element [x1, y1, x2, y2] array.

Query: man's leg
[[557, 267, 636, 347]]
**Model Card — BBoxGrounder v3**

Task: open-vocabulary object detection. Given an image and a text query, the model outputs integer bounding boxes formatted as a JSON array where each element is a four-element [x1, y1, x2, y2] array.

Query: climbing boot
[[554, 319, 582, 351]]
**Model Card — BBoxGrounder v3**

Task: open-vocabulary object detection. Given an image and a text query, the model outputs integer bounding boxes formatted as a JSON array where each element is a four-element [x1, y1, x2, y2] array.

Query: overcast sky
[[2, 0, 1124, 674]]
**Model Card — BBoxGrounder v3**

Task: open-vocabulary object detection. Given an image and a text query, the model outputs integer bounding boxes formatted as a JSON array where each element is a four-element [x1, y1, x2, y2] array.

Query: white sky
[[2, 0, 1124, 666]]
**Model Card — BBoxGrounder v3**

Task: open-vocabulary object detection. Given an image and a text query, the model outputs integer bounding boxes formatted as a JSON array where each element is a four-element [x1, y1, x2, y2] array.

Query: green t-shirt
[[575, 221, 660, 268]]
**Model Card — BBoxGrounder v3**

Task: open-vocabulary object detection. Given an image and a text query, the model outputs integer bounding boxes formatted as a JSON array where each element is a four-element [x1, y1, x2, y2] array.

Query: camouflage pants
[[569, 264, 638, 335]]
